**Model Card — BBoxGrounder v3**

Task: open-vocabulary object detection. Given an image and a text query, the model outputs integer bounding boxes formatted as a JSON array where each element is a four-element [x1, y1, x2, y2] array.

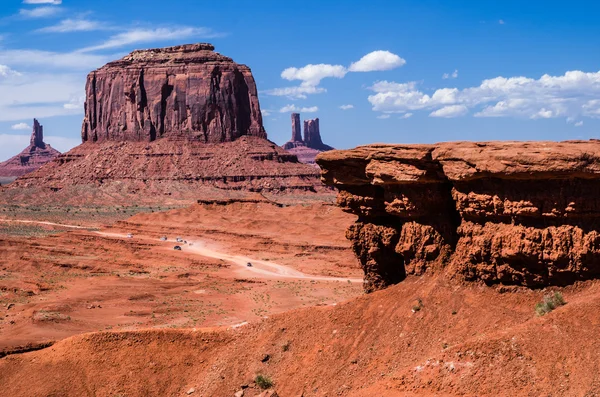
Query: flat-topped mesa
[[317, 140, 600, 292], [81, 43, 266, 143]]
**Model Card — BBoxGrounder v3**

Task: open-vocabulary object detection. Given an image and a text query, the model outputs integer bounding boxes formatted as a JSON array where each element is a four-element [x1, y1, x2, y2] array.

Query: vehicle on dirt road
[[174, 246, 182, 251]]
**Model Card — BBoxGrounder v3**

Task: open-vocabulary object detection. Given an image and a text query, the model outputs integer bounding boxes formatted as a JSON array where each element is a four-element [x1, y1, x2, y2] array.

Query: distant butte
[[4, 44, 328, 203], [282, 113, 334, 164], [0, 119, 61, 180]]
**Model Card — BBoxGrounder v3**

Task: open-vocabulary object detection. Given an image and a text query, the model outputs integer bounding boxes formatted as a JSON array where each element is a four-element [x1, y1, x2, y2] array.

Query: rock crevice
[[317, 141, 600, 291]]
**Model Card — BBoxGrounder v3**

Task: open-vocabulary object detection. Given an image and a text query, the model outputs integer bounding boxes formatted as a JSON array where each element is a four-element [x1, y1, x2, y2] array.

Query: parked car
[[174, 246, 182, 251], [126, 234, 133, 238], [159, 236, 167, 241], [246, 262, 253, 267]]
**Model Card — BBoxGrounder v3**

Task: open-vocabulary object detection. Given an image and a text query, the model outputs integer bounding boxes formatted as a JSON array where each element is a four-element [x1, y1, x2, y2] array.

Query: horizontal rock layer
[[317, 140, 600, 291], [81, 43, 266, 143]]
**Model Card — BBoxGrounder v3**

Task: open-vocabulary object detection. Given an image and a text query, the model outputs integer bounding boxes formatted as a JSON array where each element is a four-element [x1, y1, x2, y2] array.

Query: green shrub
[[535, 292, 566, 316], [255, 374, 273, 389]]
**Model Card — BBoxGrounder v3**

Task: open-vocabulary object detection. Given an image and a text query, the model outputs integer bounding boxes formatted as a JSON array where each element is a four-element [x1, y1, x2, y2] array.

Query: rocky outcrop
[[303, 118, 332, 151], [0, 119, 61, 179], [291, 113, 302, 143], [317, 141, 600, 292], [81, 43, 266, 143], [283, 114, 333, 164]]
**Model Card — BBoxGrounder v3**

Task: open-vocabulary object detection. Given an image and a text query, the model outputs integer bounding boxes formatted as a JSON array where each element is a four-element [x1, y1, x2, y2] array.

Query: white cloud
[[499, 19, 505, 25], [575, 121, 584, 127], [399, 113, 413, 119], [279, 104, 318, 113], [377, 114, 391, 119], [349, 50, 406, 72], [0, 71, 85, 121], [429, 105, 469, 118], [339, 104, 354, 110], [37, 19, 109, 33], [369, 70, 600, 121], [261, 109, 272, 117], [11, 123, 31, 130], [262, 85, 326, 99], [0, 50, 109, 71], [281, 64, 347, 86], [0, 65, 21, 78], [23, 0, 62, 3], [443, 69, 458, 79], [19, 6, 61, 18], [78, 27, 221, 53], [266, 50, 405, 99]]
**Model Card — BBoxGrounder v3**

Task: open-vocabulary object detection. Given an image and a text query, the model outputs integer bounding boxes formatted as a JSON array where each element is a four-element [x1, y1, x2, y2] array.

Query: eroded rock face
[[0, 119, 61, 179], [317, 141, 600, 292], [81, 43, 266, 143]]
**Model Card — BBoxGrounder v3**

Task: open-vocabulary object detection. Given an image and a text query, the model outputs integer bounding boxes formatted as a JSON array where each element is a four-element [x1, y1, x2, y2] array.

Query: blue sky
[[1, 0, 599, 160]]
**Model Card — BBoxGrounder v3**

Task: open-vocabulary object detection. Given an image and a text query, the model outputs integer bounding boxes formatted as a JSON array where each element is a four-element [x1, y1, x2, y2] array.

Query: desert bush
[[535, 292, 566, 316], [255, 374, 273, 389]]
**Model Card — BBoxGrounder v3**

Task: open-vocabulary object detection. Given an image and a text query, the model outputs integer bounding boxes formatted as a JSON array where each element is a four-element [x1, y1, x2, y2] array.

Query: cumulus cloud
[[11, 123, 31, 130], [266, 50, 405, 98], [349, 50, 406, 72], [279, 104, 318, 113], [575, 121, 584, 127], [0, 65, 21, 78], [377, 114, 391, 119], [37, 19, 109, 33], [443, 69, 458, 79], [281, 64, 347, 86], [339, 104, 354, 110], [262, 85, 326, 100], [369, 70, 600, 120], [78, 27, 222, 53], [430, 105, 469, 118], [23, 0, 62, 3], [261, 109, 272, 117], [19, 6, 61, 18], [399, 113, 413, 119]]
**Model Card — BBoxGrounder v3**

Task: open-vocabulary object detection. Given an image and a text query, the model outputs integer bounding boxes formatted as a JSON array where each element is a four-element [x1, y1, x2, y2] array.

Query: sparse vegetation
[[255, 374, 273, 389], [535, 292, 566, 316], [282, 340, 291, 352]]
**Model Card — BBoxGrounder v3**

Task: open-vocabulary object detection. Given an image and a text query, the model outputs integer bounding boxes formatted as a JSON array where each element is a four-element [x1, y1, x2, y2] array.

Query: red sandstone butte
[[6, 44, 325, 201], [283, 114, 333, 164], [317, 140, 600, 292], [81, 43, 266, 143], [0, 119, 60, 179]]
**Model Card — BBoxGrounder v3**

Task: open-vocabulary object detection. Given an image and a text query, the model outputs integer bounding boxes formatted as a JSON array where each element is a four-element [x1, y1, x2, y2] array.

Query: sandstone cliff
[[0, 119, 61, 179], [317, 141, 600, 291], [81, 43, 266, 143]]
